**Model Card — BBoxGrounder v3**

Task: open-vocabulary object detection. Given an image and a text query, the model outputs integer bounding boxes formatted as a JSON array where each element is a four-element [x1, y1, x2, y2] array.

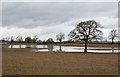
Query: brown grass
[[2, 48, 118, 75]]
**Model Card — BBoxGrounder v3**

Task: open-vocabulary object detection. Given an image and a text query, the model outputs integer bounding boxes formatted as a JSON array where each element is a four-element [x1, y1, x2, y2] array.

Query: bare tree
[[56, 32, 65, 43], [16, 36, 23, 43], [32, 35, 38, 43], [68, 20, 103, 52], [5, 37, 10, 42], [10, 36, 14, 48], [16, 36, 23, 48], [10, 36, 14, 43], [56, 33, 65, 51], [109, 29, 118, 44], [32, 35, 38, 48]]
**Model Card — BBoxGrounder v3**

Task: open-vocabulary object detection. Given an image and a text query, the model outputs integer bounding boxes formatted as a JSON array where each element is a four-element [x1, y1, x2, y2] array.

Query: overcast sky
[[1, 2, 118, 41]]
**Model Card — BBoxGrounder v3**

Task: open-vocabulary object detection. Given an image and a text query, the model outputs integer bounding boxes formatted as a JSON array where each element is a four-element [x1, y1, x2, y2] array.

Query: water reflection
[[47, 44, 54, 51], [7, 45, 119, 53], [8, 45, 47, 48]]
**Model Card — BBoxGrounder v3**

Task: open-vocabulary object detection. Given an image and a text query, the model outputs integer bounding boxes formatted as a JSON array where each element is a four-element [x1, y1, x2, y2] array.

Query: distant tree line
[[1, 28, 118, 45], [2, 35, 42, 44]]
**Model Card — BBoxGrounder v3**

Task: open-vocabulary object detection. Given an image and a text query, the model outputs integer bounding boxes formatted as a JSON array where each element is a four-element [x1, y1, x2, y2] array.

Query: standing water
[[8, 45, 119, 53]]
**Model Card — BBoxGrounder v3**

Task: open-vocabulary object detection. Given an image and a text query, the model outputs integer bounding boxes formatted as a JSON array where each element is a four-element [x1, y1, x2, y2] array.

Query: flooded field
[[7, 45, 120, 53]]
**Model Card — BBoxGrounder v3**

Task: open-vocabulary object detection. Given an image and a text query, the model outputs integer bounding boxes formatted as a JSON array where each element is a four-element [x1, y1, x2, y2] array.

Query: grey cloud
[[2, 2, 118, 28]]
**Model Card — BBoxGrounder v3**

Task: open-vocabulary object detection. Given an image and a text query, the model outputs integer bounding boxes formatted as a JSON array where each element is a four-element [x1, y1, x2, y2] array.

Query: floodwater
[[8, 45, 119, 53]]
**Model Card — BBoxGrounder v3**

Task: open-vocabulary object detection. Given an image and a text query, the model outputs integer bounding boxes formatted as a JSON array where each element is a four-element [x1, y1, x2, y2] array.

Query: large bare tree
[[68, 20, 103, 52], [109, 29, 118, 44]]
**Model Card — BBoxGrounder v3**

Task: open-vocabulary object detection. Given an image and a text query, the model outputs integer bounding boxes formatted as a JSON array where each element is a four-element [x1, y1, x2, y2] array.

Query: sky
[[1, 2, 118, 41]]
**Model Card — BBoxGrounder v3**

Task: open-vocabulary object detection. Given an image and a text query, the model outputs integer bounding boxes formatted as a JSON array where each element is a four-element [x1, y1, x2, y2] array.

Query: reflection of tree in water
[[47, 44, 54, 51], [26, 44, 31, 48], [56, 46, 63, 52], [59, 46, 62, 52], [109, 29, 118, 53], [112, 46, 114, 53]]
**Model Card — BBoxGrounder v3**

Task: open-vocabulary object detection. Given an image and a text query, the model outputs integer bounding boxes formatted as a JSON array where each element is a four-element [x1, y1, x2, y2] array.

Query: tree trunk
[[60, 39, 62, 43], [84, 40, 88, 53], [112, 39, 114, 44], [112, 39, 114, 53]]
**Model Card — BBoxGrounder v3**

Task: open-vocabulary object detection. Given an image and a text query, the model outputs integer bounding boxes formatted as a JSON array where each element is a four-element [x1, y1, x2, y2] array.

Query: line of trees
[[2, 29, 118, 45], [1, 20, 118, 52], [2, 35, 42, 44]]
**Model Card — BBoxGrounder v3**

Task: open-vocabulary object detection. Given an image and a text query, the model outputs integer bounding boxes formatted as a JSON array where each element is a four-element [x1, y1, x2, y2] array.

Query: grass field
[[2, 48, 118, 75]]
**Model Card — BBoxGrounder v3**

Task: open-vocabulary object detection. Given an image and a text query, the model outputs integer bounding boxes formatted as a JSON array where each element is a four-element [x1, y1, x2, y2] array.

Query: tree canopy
[[25, 36, 32, 43], [68, 20, 103, 52], [56, 32, 65, 42]]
